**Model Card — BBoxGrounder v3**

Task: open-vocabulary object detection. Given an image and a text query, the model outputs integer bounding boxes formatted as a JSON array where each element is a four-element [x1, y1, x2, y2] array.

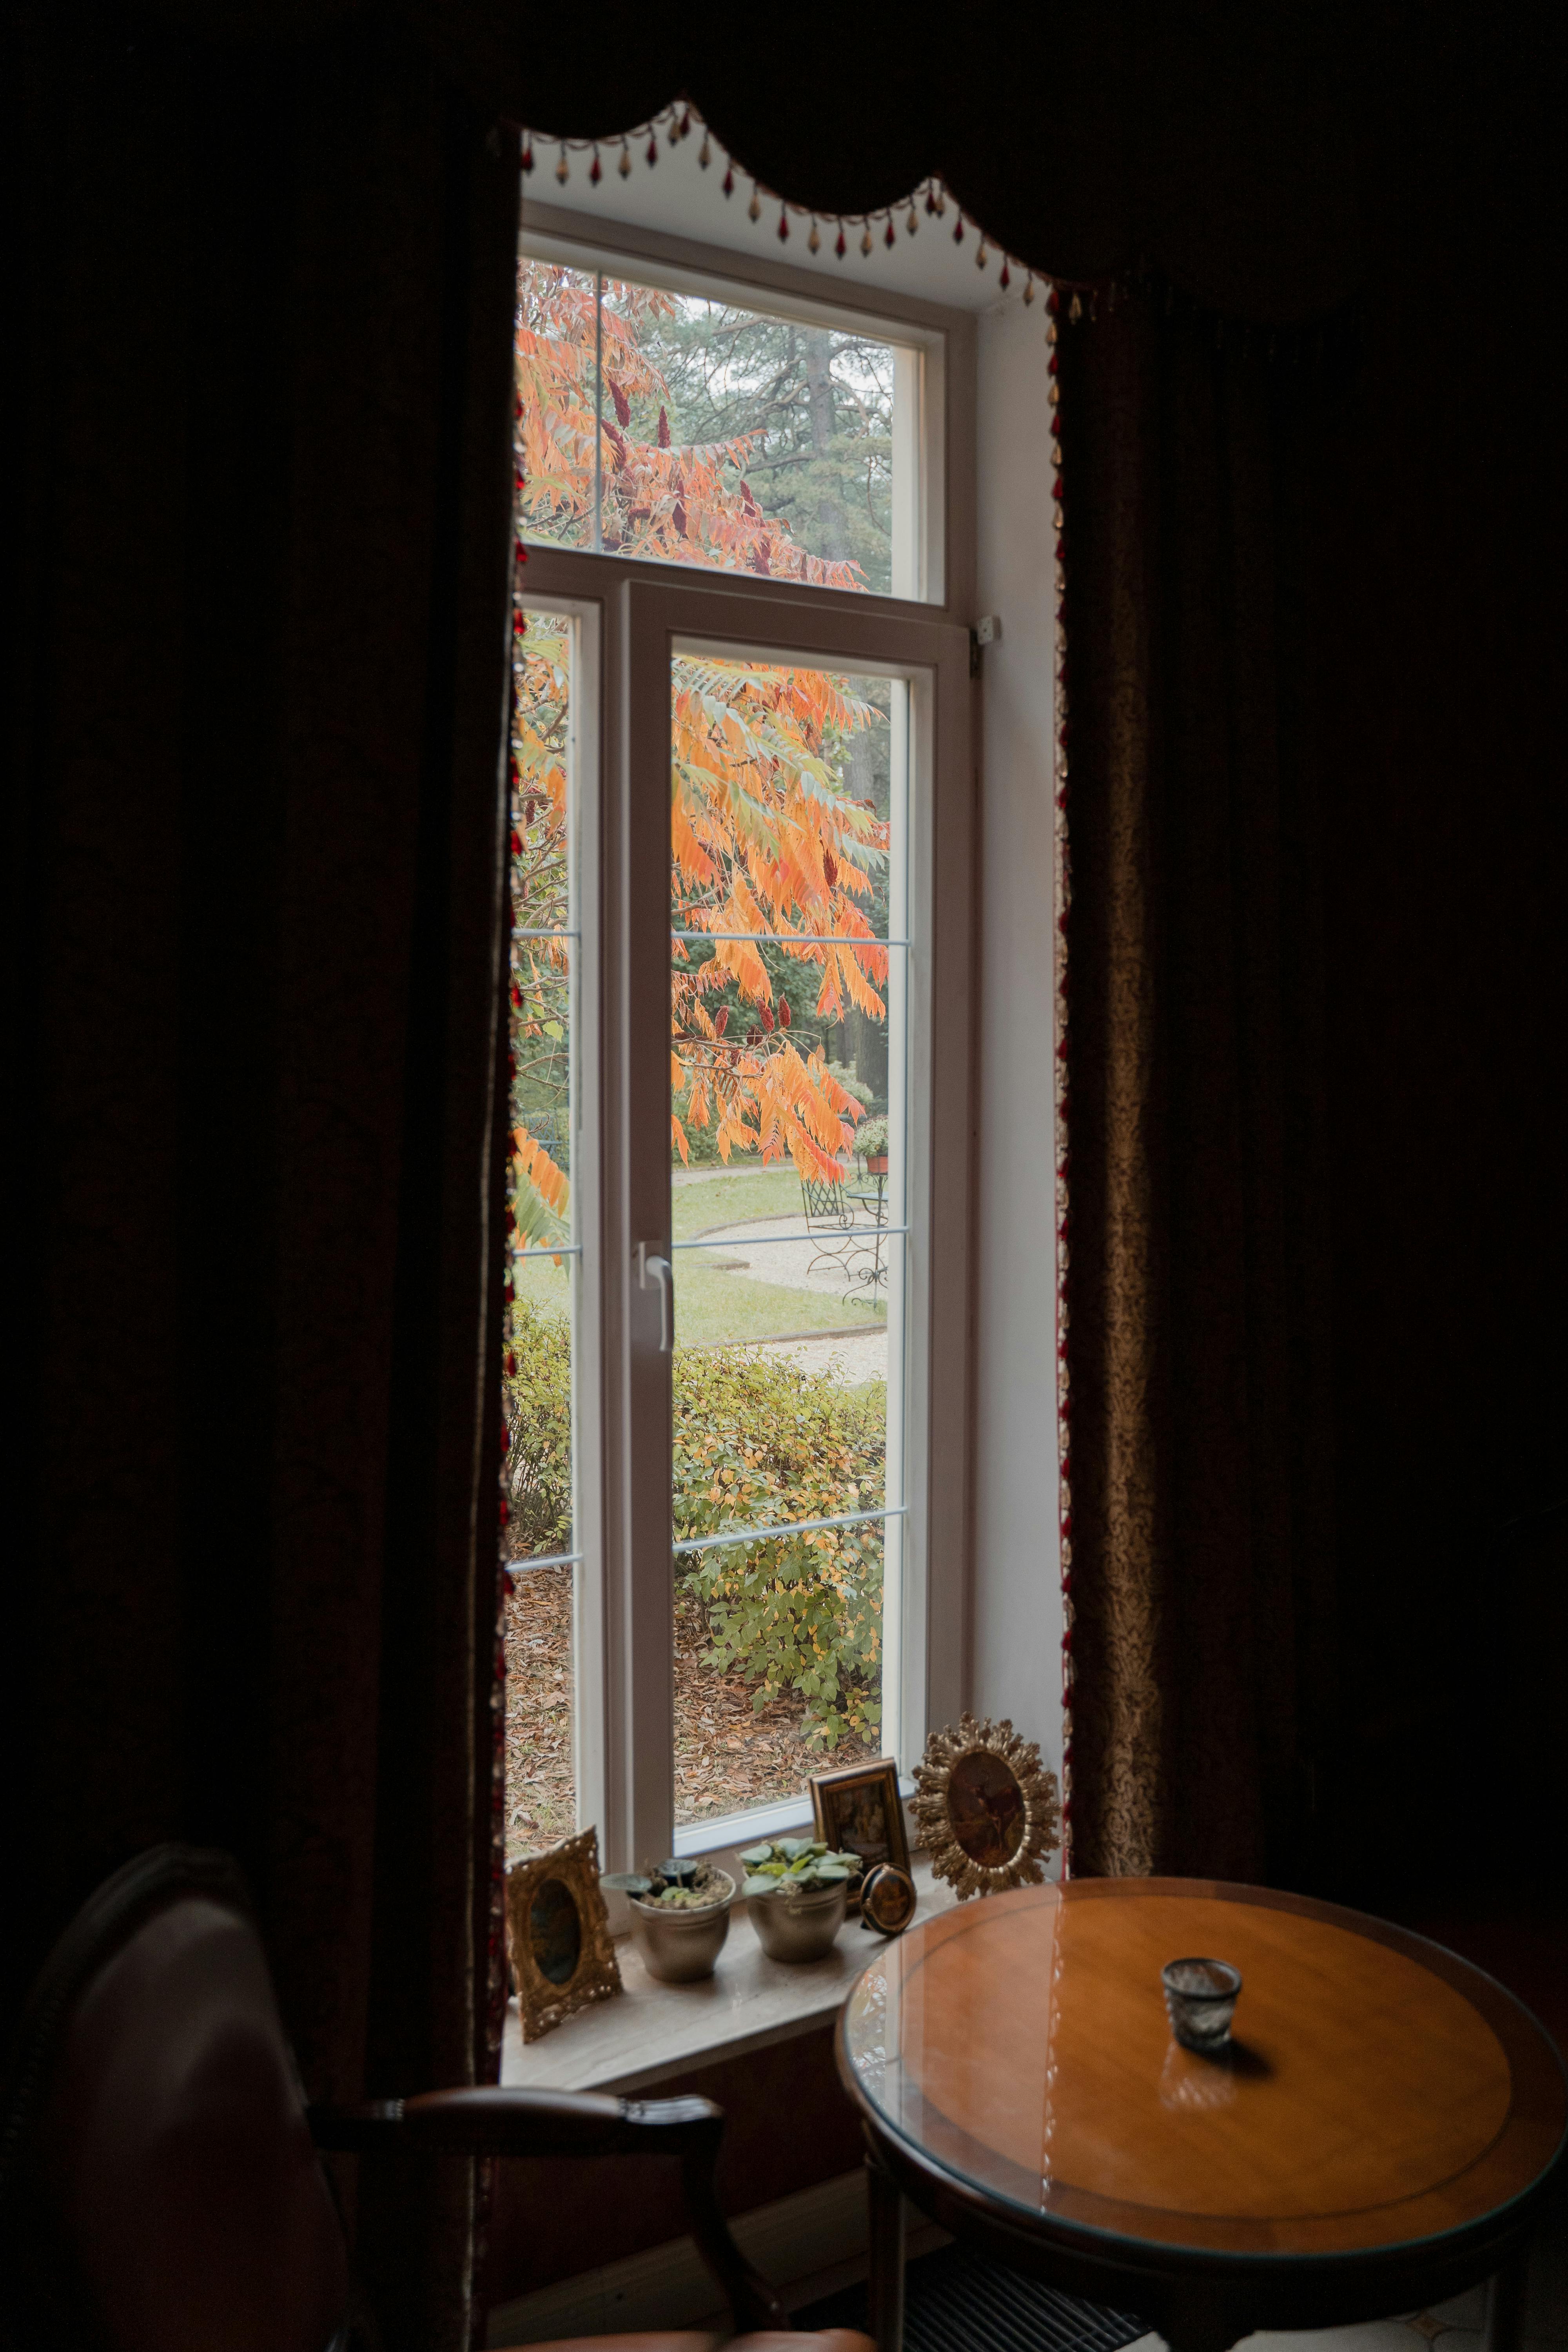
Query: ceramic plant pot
[[627, 1870, 735, 1984], [748, 1878, 849, 1964]]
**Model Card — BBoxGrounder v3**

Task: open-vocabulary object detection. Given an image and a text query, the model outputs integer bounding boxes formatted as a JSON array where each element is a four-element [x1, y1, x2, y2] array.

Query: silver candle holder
[[1161, 1956, 1242, 2051]]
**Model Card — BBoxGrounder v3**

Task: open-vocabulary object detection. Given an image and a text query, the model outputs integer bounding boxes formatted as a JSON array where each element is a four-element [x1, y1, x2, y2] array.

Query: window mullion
[[620, 579, 679, 1868], [569, 604, 609, 1858]]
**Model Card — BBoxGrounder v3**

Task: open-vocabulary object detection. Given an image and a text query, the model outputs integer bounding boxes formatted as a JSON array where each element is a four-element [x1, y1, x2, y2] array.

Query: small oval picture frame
[[505, 1826, 622, 2041], [914, 1713, 1060, 1900], [859, 1862, 918, 1936]]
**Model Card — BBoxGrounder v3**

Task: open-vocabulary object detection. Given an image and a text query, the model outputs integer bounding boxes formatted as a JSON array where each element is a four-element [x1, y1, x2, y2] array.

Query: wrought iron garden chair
[[800, 1169, 887, 1306]]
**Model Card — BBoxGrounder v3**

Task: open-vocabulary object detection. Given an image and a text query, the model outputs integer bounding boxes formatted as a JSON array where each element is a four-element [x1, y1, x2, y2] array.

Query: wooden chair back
[[0, 1846, 351, 2352]]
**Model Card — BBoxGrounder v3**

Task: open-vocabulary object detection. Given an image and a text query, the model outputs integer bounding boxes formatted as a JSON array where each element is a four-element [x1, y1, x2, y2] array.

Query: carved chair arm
[[308, 2089, 789, 2333], [310, 2086, 716, 2160]]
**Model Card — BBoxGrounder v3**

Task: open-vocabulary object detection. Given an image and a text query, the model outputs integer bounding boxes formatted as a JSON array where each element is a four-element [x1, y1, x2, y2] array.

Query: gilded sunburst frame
[[914, 1713, 1061, 1900]]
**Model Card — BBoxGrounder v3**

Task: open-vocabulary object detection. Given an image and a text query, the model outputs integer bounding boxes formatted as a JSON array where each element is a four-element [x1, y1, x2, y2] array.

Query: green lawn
[[671, 1163, 804, 1239], [514, 1161, 887, 1348], [675, 1255, 882, 1347], [513, 1253, 573, 1320], [677, 1162, 884, 1346]]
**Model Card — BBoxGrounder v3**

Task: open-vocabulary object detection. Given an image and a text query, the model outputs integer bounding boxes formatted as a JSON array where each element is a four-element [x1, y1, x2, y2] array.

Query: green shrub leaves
[[674, 1347, 885, 1747], [504, 1304, 886, 1747]]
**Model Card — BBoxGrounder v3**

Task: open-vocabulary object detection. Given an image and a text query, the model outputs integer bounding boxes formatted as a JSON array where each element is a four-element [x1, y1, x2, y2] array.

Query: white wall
[[971, 296, 1064, 1826]]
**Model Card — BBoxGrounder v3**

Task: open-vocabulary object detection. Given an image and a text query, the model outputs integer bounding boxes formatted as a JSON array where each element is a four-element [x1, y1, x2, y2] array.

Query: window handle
[[635, 1244, 675, 1354]]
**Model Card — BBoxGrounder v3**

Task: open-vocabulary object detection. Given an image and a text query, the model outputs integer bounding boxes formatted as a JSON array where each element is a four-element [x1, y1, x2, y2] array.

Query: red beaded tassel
[[1046, 283, 1074, 1880]]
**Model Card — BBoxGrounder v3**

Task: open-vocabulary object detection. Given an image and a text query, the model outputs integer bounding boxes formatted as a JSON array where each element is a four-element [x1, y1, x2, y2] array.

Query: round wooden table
[[835, 1879, 1566, 2352]]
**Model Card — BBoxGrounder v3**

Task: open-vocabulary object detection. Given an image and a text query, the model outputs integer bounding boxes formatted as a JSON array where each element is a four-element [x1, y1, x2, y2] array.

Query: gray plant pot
[[749, 1878, 850, 1964], [628, 1870, 735, 1984]]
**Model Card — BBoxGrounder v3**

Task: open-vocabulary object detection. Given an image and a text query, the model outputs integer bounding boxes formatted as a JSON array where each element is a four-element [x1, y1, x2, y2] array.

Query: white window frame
[[519, 195, 977, 615], [513, 208, 978, 1871]]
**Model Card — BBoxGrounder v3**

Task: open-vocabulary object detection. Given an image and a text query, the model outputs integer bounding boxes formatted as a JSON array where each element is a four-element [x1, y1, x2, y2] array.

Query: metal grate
[[797, 2242, 1149, 2352]]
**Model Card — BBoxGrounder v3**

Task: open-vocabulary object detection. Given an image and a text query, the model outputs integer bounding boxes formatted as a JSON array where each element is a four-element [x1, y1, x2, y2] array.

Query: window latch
[[969, 613, 1002, 677], [635, 1243, 675, 1354]]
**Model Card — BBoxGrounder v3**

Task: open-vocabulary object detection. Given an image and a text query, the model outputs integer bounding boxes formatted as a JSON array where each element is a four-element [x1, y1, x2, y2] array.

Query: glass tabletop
[[839, 1878, 1566, 2259]]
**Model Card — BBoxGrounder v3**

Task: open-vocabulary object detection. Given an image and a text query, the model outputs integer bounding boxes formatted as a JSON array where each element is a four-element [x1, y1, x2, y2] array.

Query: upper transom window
[[515, 257, 927, 599]]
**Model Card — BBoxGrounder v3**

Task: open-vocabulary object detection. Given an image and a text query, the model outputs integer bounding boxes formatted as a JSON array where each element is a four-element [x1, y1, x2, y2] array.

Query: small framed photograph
[[505, 1826, 622, 2042], [809, 1755, 910, 1899]]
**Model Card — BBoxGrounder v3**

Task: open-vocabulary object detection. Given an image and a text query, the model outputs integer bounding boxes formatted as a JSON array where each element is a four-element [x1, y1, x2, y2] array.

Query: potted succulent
[[740, 1837, 861, 1964], [603, 1860, 736, 1984], [857, 1116, 889, 1176]]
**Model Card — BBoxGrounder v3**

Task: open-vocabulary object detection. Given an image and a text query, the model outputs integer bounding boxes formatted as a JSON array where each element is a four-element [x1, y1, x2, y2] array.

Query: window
[[503, 606, 593, 1853], [504, 224, 974, 1875], [664, 650, 907, 1831], [516, 250, 938, 600]]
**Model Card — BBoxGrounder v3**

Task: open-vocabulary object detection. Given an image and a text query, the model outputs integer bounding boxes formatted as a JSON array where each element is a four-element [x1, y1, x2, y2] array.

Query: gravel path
[[691, 1214, 890, 1303]]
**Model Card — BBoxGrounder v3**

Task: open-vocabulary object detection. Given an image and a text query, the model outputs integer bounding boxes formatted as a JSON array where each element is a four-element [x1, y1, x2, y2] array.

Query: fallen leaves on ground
[[503, 1565, 877, 1865]]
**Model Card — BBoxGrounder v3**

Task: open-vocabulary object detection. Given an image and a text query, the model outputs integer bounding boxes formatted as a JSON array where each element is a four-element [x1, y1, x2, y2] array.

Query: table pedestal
[[864, 2143, 906, 2352]]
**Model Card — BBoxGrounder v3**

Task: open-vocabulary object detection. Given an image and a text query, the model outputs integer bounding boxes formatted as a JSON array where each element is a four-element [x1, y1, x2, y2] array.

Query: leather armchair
[[0, 1846, 871, 2352]]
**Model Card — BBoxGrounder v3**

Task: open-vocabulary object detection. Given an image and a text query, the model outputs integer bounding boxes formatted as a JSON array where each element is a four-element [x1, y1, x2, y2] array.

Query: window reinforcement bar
[[673, 1503, 904, 1557], [670, 930, 908, 948], [670, 1225, 907, 1250]]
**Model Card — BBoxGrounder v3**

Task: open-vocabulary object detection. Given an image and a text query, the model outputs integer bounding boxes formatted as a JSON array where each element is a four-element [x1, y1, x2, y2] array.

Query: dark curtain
[[1056, 289, 1338, 1883], [4, 11, 518, 2345], [8, 0, 1560, 2334], [1309, 0, 1568, 1905]]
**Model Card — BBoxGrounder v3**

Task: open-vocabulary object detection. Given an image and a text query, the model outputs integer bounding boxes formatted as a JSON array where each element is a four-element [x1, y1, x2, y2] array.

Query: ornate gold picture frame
[[914, 1713, 1060, 1900], [505, 1826, 622, 2042], [809, 1754, 910, 1906]]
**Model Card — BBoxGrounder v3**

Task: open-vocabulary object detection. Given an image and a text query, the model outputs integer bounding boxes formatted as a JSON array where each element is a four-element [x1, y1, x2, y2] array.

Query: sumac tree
[[510, 263, 893, 1234]]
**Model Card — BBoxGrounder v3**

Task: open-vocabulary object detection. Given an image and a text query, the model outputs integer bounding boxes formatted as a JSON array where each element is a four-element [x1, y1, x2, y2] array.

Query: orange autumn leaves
[[668, 657, 888, 1178], [515, 263, 863, 588], [511, 262, 891, 1238], [508, 613, 574, 1246]]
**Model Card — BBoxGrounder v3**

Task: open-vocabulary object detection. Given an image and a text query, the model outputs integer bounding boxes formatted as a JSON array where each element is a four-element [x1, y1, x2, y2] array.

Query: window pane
[[505, 607, 581, 1858], [515, 262, 600, 554], [517, 256, 915, 595], [668, 654, 907, 1828]]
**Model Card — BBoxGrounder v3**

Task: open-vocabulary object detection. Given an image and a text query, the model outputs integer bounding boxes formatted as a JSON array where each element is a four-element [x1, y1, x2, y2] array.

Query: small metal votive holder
[[1161, 1956, 1242, 2051]]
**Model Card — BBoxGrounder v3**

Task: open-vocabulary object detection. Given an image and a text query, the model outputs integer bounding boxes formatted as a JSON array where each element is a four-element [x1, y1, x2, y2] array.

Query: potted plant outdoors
[[603, 1861, 737, 1984], [857, 1116, 889, 1176], [740, 1838, 861, 1964]]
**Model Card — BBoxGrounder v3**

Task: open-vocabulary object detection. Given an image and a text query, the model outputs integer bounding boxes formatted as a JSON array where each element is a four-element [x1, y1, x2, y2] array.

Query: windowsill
[[501, 1855, 959, 2096], [670, 1791, 815, 1860]]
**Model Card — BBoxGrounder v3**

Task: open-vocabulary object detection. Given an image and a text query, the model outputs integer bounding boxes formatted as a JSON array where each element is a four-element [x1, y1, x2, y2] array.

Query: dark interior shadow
[[1213, 2037, 1272, 2078]]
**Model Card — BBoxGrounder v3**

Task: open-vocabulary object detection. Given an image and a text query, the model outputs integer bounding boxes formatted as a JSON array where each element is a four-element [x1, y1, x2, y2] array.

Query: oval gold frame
[[914, 1712, 1061, 1900]]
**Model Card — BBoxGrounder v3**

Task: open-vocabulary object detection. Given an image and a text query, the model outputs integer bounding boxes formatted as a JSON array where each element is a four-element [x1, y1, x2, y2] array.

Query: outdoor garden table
[[800, 1169, 889, 1301], [836, 1878, 1566, 2352], [845, 1177, 888, 1299], [847, 1177, 887, 1221]]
